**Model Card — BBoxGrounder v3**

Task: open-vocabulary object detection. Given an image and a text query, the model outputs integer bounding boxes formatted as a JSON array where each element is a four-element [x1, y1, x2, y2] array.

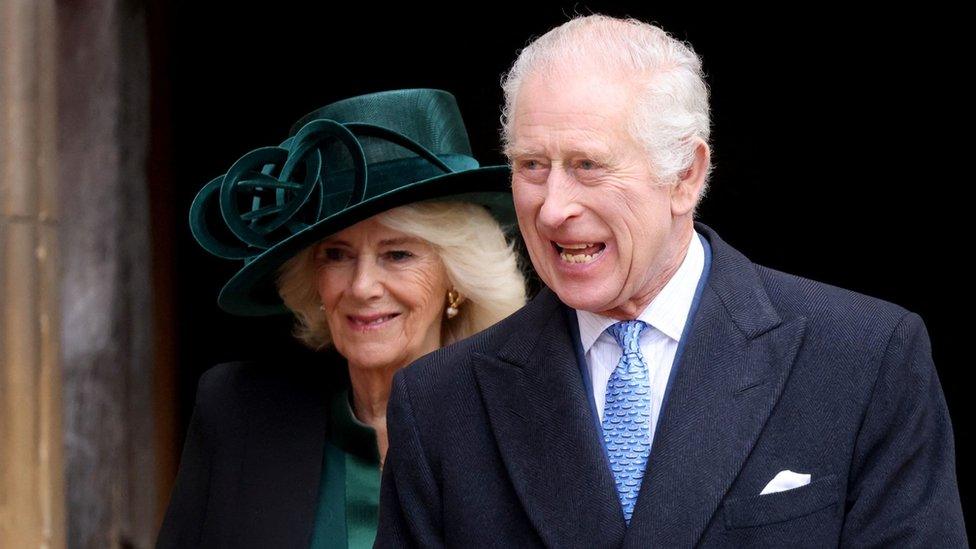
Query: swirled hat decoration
[[189, 89, 515, 316]]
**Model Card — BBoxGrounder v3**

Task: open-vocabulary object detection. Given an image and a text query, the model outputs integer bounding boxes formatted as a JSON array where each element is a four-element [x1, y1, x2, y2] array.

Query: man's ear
[[671, 138, 710, 217]]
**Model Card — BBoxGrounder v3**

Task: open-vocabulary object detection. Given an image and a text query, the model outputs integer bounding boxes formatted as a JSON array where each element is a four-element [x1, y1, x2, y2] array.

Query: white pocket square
[[760, 470, 811, 495]]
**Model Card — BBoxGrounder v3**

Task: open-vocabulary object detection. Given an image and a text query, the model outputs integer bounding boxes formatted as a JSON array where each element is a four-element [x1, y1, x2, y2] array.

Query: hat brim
[[217, 164, 514, 316]]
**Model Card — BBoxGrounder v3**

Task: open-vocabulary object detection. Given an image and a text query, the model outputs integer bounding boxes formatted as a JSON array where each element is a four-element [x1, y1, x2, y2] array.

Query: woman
[[158, 89, 527, 548]]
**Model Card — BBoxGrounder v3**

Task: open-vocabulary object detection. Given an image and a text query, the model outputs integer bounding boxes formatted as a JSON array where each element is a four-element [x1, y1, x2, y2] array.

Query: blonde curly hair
[[276, 200, 527, 350]]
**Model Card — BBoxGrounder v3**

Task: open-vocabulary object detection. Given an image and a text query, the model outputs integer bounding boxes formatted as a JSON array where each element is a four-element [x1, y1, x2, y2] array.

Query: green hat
[[189, 89, 514, 316]]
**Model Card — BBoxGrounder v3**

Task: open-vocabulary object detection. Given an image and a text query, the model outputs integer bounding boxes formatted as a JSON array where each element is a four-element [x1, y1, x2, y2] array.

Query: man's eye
[[577, 159, 598, 170], [520, 159, 544, 170], [386, 250, 414, 261]]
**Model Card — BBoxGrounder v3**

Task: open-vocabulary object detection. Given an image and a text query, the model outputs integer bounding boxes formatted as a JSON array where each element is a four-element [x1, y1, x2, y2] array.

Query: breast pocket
[[723, 474, 839, 529]]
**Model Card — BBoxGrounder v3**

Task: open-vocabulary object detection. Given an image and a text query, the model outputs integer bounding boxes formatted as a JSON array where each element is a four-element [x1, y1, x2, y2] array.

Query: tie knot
[[607, 320, 647, 353]]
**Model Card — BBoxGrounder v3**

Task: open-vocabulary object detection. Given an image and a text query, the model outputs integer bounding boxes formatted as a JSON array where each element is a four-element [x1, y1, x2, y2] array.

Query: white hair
[[501, 15, 712, 190], [276, 200, 527, 350]]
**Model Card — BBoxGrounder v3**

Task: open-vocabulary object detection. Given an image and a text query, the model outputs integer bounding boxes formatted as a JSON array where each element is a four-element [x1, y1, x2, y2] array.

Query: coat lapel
[[234, 362, 333, 548], [624, 225, 807, 547], [473, 288, 627, 548]]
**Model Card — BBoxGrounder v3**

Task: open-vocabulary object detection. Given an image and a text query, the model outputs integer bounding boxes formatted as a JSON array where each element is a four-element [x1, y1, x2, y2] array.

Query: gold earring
[[446, 290, 461, 319]]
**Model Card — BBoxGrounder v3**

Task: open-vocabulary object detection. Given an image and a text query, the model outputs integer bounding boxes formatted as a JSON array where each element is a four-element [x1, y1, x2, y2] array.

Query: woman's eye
[[577, 159, 598, 170], [319, 248, 346, 261], [386, 250, 414, 261]]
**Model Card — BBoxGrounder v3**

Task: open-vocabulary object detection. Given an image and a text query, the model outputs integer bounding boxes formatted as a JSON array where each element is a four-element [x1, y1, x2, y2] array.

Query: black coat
[[157, 354, 348, 548], [376, 223, 966, 547]]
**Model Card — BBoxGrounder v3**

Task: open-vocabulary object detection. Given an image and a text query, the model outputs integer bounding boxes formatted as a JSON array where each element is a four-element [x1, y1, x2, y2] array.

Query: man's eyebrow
[[505, 146, 616, 163], [504, 145, 541, 158]]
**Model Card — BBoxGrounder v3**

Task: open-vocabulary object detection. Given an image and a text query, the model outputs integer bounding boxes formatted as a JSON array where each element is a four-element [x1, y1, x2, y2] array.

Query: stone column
[[57, 0, 156, 546], [0, 0, 67, 548]]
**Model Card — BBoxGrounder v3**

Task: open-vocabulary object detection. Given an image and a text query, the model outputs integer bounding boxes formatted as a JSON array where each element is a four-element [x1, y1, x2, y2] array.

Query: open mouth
[[347, 312, 401, 329], [552, 241, 607, 264]]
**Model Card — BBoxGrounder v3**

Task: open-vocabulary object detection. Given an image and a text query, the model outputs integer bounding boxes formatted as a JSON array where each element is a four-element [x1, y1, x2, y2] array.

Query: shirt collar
[[576, 231, 705, 353]]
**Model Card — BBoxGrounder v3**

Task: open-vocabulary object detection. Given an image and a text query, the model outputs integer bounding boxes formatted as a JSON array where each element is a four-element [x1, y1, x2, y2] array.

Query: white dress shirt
[[576, 232, 706, 440]]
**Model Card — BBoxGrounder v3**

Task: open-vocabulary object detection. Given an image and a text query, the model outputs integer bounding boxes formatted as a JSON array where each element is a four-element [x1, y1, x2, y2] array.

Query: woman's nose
[[349, 258, 384, 301]]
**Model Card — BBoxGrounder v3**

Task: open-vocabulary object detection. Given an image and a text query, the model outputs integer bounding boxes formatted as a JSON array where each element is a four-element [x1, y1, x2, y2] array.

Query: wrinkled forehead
[[518, 58, 638, 102], [508, 66, 640, 152]]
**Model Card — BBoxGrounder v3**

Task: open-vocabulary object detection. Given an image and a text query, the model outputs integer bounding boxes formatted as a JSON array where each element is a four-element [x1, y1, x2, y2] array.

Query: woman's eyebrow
[[379, 237, 416, 246]]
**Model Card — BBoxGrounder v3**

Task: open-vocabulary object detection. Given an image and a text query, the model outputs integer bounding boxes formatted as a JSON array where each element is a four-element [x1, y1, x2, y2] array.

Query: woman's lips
[[347, 312, 401, 330]]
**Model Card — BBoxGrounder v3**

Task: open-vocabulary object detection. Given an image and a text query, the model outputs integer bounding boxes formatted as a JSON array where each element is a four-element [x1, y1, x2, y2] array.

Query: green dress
[[309, 386, 382, 549]]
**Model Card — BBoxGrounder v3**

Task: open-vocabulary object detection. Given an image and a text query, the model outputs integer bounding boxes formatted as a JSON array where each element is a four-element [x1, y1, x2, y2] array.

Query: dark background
[[149, 2, 970, 527]]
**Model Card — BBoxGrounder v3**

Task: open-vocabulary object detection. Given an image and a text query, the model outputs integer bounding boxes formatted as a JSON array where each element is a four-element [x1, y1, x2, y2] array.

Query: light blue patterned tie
[[602, 320, 651, 524]]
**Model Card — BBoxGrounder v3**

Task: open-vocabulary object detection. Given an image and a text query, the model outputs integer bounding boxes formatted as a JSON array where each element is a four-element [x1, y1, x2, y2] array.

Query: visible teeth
[[556, 242, 594, 250], [560, 252, 598, 264], [357, 314, 395, 325]]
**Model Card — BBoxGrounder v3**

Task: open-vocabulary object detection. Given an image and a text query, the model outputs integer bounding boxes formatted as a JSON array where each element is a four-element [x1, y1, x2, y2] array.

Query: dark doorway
[[149, 2, 970, 533]]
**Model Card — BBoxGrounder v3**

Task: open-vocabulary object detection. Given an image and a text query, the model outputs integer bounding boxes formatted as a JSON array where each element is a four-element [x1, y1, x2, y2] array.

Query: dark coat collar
[[473, 223, 807, 547]]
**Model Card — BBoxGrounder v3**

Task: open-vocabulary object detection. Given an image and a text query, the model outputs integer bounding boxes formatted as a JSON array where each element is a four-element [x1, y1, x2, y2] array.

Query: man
[[376, 15, 965, 547]]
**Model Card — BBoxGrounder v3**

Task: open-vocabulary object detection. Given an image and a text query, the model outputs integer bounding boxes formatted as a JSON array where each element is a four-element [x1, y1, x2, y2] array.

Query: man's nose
[[537, 169, 583, 229]]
